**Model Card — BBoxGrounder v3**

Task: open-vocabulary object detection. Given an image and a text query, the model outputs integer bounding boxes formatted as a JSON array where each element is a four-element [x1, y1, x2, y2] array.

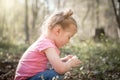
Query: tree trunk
[[111, 0, 120, 29], [96, 0, 99, 28], [81, 1, 91, 28], [57, 0, 60, 9], [119, 0, 120, 24], [104, 0, 119, 39], [24, 0, 29, 43], [32, 0, 39, 29]]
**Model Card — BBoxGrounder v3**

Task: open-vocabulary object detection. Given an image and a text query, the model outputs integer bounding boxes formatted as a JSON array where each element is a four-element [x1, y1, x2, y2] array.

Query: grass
[[0, 39, 120, 80], [61, 39, 120, 80]]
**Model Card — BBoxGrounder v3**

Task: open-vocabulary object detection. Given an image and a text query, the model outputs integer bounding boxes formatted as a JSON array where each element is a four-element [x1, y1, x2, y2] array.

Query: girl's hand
[[61, 55, 74, 62], [67, 56, 81, 68], [65, 55, 74, 60]]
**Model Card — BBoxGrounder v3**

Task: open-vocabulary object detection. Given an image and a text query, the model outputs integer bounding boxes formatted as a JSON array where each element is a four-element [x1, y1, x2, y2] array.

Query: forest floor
[[0, 39, 120, 80]]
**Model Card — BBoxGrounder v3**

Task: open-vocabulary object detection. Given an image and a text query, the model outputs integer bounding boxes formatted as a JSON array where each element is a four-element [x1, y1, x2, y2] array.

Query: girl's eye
[[68, 36, 71, 39]]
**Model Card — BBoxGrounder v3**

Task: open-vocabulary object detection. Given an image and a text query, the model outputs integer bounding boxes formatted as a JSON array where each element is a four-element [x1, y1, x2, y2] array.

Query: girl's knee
[[48, 70, 63, 80]]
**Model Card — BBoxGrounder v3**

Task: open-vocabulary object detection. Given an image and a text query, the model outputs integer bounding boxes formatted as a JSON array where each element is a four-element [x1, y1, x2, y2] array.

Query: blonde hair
[[41, 9, 77, 33]]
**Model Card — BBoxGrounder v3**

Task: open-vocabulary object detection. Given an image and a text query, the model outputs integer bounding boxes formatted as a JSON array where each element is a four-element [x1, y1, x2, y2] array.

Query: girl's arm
[[45, 48, 80, 74]]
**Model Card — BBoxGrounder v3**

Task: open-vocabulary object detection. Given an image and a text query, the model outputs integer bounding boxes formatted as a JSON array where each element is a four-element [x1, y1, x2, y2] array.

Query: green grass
[[0, 39, 120, 80], [61, 39, 120, 80]]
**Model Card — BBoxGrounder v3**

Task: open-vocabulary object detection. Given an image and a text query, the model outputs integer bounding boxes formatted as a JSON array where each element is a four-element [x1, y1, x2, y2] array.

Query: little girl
[[14, 9, 81, 80]]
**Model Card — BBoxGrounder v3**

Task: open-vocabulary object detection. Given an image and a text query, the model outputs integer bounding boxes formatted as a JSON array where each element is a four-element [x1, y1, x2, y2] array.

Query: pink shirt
[[14, 37, 60, 80]]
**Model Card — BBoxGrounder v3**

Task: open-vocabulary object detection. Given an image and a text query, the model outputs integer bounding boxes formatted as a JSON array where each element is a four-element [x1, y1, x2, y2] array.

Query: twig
[[0, 69, 14, 78]]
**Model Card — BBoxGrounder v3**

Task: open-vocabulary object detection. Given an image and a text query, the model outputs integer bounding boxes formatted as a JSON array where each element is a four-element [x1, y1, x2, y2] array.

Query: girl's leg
[[28, 69, 64, 80]]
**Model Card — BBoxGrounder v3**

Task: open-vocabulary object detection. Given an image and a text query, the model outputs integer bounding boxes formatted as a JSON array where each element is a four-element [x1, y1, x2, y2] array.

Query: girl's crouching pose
[[14, 9, 81, 80]]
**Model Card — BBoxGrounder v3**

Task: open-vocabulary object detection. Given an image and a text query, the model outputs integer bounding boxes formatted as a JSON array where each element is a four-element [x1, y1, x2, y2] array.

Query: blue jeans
[[28, 70, 64, 80]]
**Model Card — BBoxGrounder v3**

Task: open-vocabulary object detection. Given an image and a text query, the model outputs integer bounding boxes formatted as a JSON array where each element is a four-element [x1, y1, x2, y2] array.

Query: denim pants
[[28, 70, 64, 80]]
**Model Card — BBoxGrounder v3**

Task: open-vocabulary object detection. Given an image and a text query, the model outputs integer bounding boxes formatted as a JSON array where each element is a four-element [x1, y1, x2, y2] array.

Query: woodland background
[[0, 0, 120, 80]]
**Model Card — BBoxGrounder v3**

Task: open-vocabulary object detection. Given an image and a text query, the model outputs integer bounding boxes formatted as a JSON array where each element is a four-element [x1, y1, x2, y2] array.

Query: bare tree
[[104, 0, 119, 39], [24, 0, 29, 43], [119, 0, 120, 23], [81, 0, 91, 28], [32, 0, 40, 29], [96, 0, 100, 28], [112, 0, 120, 29]]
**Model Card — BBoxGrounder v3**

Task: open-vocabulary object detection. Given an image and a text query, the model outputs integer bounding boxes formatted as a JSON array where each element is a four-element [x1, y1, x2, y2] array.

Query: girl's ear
[[52, 25, 62, 35]]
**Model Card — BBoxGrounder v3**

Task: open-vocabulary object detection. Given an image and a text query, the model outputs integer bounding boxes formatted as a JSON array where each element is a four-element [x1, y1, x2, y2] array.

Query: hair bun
[[63, 9, 73, 18]]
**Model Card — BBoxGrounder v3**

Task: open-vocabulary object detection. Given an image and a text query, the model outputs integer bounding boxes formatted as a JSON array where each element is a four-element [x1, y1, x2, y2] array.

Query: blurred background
[[0, 0, 120, 80]]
